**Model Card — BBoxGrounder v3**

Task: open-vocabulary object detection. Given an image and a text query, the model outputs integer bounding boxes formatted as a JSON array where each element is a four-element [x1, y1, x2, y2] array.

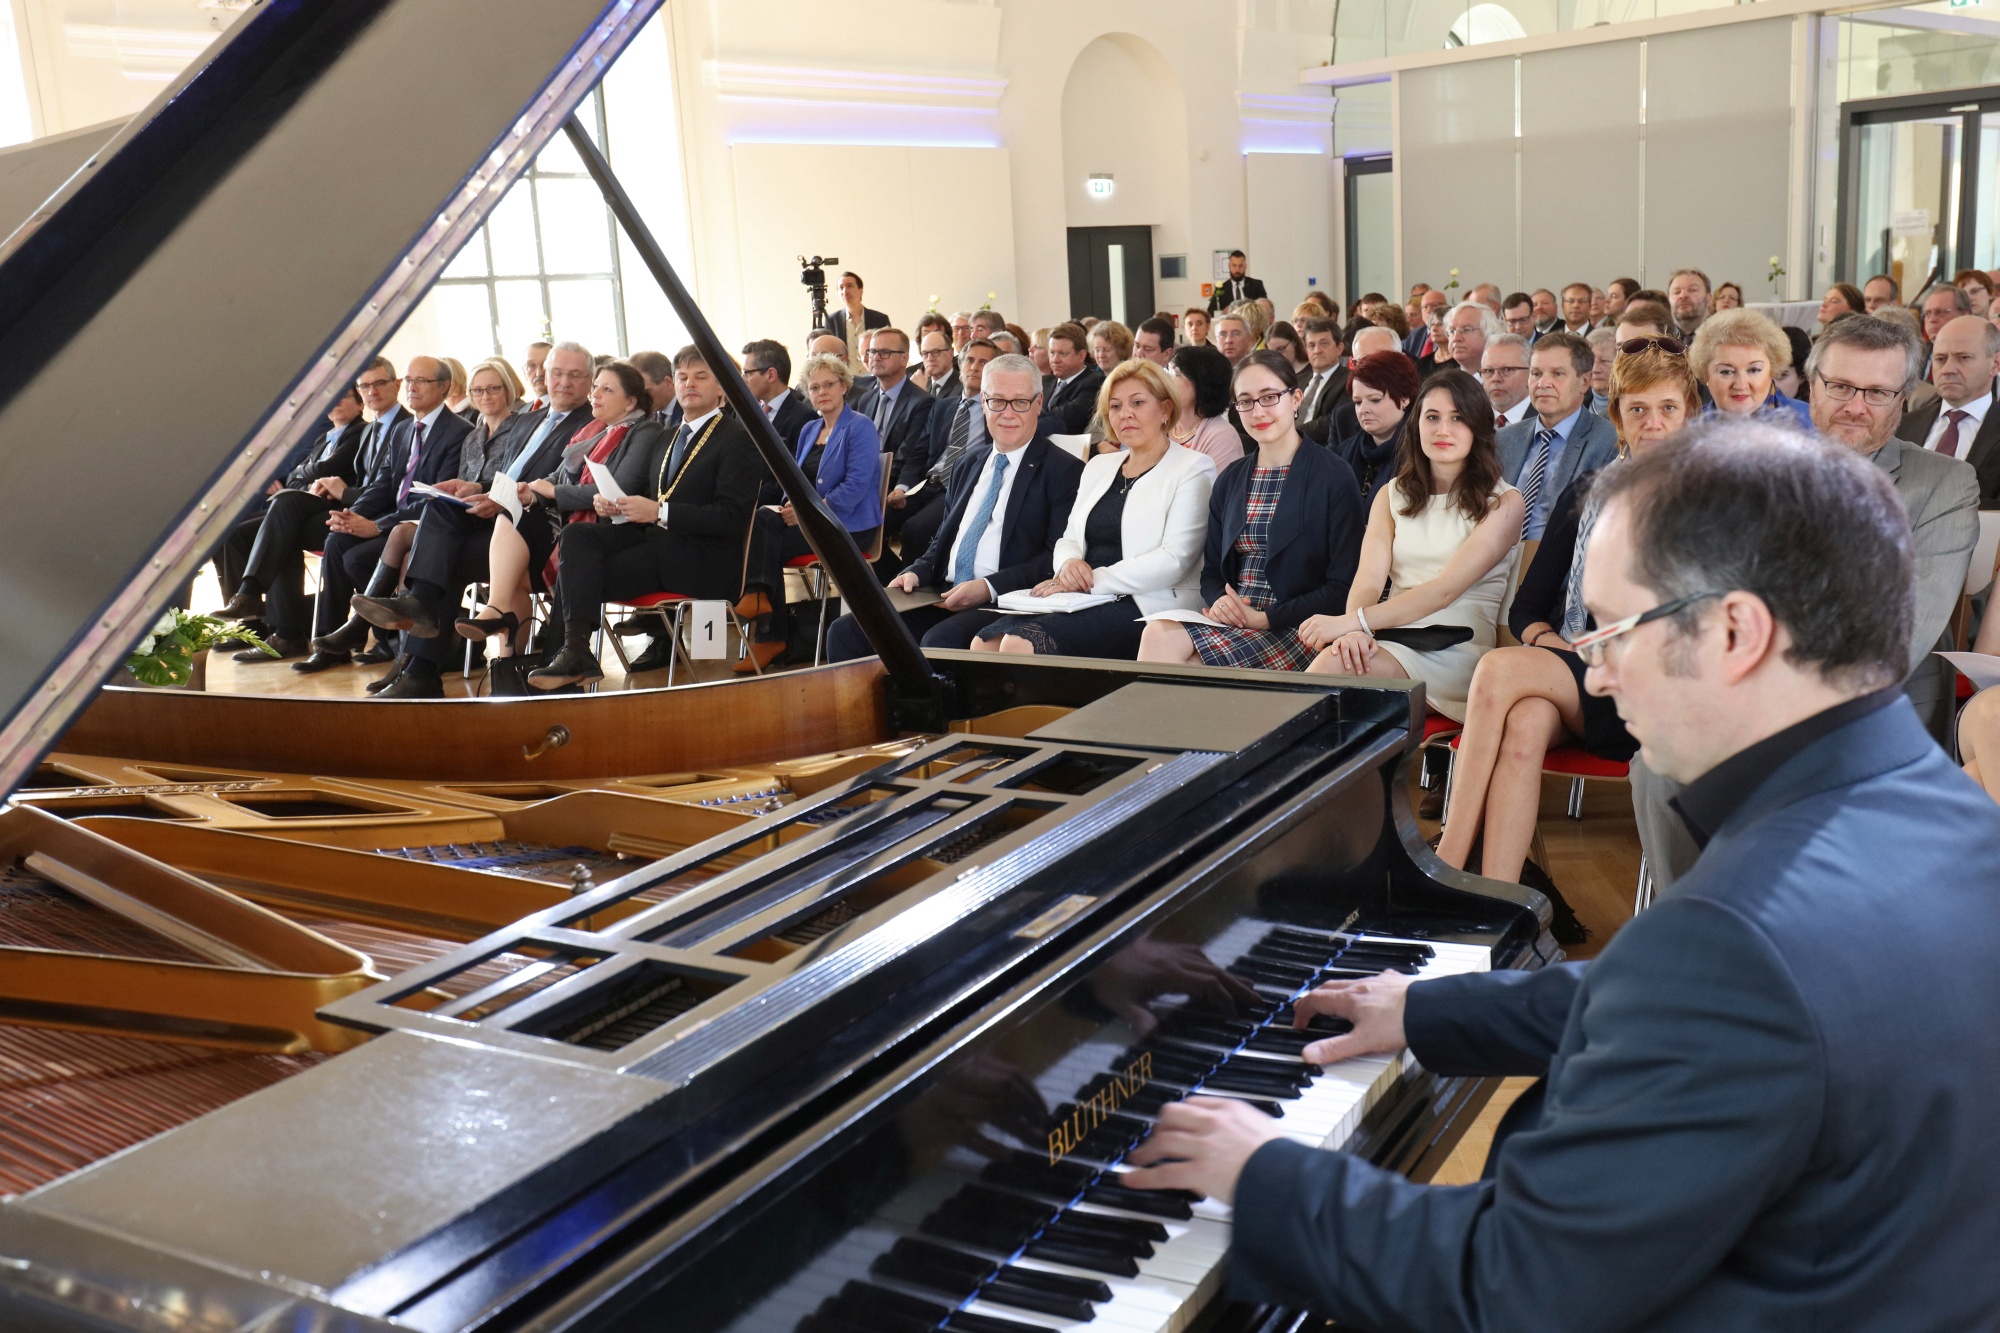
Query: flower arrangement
[[928, 293, 941, 313], [124, 609, 273, 687], [1767, 255, 1786, 297], [1445, 267, 1461, 292], [981, 291, 996, 310]]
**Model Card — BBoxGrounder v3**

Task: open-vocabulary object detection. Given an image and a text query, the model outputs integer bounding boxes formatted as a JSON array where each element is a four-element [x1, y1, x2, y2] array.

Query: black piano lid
[[0, 0, 664, 798]]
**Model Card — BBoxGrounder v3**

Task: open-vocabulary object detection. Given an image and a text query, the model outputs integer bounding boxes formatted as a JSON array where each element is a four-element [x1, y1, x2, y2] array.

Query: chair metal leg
[[663, 603, 687, 688], [1633, 855, 1654, 915], [1566, 776, 1585, 819], [812, 569, 831, 667], [726, 610, 762, 675]]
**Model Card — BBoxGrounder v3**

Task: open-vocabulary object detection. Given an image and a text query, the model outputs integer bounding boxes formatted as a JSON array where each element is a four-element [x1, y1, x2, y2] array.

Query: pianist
[[1127, 418, 2000, 1330]]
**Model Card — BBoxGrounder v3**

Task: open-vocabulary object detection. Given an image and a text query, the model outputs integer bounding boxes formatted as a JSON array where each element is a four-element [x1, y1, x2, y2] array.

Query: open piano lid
[[0, 0, 666, 799]]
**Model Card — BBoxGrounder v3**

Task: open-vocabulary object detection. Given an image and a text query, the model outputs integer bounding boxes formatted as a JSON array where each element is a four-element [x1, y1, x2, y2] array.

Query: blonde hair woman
[[1689, 308, 1813, 431], [972, 359, 1215, 659]]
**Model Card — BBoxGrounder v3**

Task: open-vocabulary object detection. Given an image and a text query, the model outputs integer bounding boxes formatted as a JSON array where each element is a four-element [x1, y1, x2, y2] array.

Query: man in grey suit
[[1632, 313, 1980, 889], [1127, 418, 2000, 1330], [1496, 331, 1620, 539]]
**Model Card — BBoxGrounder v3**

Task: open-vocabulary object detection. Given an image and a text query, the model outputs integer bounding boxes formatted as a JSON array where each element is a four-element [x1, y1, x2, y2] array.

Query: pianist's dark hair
[[1592, 417, 1914, 690]]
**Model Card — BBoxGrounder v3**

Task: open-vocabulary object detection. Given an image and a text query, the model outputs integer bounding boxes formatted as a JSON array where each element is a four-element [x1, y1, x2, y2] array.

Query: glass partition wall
[[1839, 87, 2000, 301]]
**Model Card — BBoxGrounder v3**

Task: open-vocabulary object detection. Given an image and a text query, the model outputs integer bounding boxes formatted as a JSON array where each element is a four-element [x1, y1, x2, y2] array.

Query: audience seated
[[1585, 327, 1617, 416], [220, 357, 407, 657], [1691, 308, 1815, 431], [216, 384, 366, 649], [1165, 343, 1245, 471], [916, 327, 960, 401], [1300, 369, 1525, 725], [357, 357, 653, 696], [1181, 308, 1211, 348], [854, 328, 934, 579], [1295, 316, 1349, 445], [1211, 312, 1253, 367], [1329, 349, 1417, 509], [1711, 281, 1744, 312], [1264, 320, 1307, 377], [1440, 300, 1498, 375], [1436, 344, 1696, 889], [894, 338, 1004, 569], [526, 347, 764, 689], [741, 338, 814, 446], [972, 359, 1215, 659], [1498, 331, 1620, 540], [1132, 316, 1175, 366], [1631, 313, 1980, 889], [746, 352, 887, 663], [828, 353, 1085, 659], [1137, 351, 1364, 671], [1896, 314, 2000, 506], [1480, 332, 1534, 430]]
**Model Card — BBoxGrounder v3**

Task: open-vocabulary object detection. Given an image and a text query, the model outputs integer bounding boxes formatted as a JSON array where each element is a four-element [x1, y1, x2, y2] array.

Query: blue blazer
[[1701, 391, 1815, 433], [1202, 442, 1364, 630], [1230, 699, 2000, 1331], [906, 434, 1085, 596], [794, 405, 884, 533]]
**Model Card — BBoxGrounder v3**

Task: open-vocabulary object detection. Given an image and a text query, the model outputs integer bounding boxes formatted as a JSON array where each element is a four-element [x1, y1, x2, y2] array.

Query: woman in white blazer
[[973, 359, 1216, 659]]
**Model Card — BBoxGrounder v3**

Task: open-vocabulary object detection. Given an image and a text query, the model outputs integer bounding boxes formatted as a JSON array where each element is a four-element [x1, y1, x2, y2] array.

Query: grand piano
[[0, 3, 1557, 1330]]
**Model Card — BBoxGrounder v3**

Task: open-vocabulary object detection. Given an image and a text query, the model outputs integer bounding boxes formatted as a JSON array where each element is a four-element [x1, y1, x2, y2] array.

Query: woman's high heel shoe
[[455, 608, 519, 641]]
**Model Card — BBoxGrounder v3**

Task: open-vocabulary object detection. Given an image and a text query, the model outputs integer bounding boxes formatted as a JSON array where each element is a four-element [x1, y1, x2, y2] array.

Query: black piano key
[[1044, 1216, 1155, 1257], [946, 1311, 1057, 1333], [1228, 959, 1315, 989], [1203, 1069, 1306, 1100], [981, 1154, 1099, 1201], [1244, 1027, 1317, 1055], [800, 1314, 925, 1333], [1053, 1209, 1168, 1245], [823, 1279, 954, 1328], [1022, 1235, 1140, 1277], [995, 1264, 1113, 1302], [1247, 941, 1339, 968], [871, 1238, 993, 1299], [982, 1267, 1109, 1319], [1083, 1180, 1196, 1218]]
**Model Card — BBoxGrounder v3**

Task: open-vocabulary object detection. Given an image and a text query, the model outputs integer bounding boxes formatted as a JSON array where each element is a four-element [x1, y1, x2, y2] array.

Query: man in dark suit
[[345, 342, 597, 695], [1896, 313, 2000, 506], [291, 356, 471, 671], [1129, 417, 2000, 1330], [1496, 332, 1621, 539], [916, 327, 960, 401], [823, 270, 888, 352], [742, 338, 813, 448], [529, 347, 765, 689], [826, 353, 1083, 659], [220, 358, 405, 656], [854, 327, 936, 578], [1042, 321, 1103, 434], [1296, 317, 1350, 445], [1206, 250, 1267, 314], [214, 384, 366, 627], [1400, 287, 1450, 363], [893, 338, 1001, 569]]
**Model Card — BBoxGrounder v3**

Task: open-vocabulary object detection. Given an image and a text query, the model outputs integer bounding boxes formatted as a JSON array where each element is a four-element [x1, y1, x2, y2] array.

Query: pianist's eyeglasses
[[1570, 590, 1726, 667]]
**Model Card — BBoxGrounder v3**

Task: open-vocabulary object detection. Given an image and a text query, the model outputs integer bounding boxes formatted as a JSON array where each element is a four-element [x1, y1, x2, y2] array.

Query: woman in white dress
[[1301, 369, 1523, 720]]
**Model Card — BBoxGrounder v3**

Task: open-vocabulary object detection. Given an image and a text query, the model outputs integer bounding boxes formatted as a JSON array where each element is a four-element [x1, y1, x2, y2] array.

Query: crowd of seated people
[[208, 258, 2000, 895]]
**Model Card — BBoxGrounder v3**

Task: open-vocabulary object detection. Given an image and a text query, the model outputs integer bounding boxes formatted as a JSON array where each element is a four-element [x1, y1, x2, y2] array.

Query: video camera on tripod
[[800, 255, 840, 335]]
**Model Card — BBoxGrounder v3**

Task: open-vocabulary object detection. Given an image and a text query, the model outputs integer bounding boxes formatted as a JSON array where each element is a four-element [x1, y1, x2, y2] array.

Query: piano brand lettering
[[1047, 1051, 1152, 1165]]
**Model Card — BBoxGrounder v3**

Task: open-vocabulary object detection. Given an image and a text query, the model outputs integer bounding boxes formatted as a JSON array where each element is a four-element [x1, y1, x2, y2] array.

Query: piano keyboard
[[736, 927, 1489, 1333]]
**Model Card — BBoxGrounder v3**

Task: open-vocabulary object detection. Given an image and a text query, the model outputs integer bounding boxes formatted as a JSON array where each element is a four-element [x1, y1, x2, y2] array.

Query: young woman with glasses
[[1137, 352, 1366, 670]]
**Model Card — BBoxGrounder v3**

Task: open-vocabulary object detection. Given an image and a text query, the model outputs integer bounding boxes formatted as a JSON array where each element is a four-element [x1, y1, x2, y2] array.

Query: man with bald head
[[1349, 325, 1400, 361], [1898, 313, 2000, 506]]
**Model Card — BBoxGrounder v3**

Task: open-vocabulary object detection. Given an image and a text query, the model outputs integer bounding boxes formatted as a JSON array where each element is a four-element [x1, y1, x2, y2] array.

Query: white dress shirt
[[1498, 398, 1534, 429], [945, 443, 1025, 587], [1921, 388, 1992, 454]]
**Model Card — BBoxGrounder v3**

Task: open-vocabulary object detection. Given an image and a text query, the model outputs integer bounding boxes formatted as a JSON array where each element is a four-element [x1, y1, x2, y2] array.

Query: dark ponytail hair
[[1393, 368, 1505, 523]]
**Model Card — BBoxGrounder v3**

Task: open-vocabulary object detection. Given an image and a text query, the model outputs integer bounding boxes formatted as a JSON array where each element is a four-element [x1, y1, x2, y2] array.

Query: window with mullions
[[434, 91, 627, 363]]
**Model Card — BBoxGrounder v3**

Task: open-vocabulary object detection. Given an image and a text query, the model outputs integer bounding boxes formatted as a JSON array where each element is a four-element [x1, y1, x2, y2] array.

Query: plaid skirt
[[1185, 465, 1316, 672]]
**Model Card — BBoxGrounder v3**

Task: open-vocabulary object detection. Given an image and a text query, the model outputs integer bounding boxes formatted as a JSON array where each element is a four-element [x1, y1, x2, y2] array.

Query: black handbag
[[1374, 625, 1474, 652], [487, 651, 586, 697]]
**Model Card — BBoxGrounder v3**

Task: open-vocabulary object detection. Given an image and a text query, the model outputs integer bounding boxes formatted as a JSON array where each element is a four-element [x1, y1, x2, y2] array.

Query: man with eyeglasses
[[853, 327, 936, 578], [1501, 292, 1535, 340], [1479, 333, 1534, 431], [1440, 301, 1498, 376], [918, 329, 960, 402], [826, 354, 1083, 660], [220, 356, 410, 657], [1126, 417, 2000, 1331], [899, 338, 1003, 562]]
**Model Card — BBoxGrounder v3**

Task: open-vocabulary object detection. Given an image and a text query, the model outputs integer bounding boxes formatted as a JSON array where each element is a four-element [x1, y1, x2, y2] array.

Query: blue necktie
[[509, 410, 563, 471], [951, 452, 1010, 585]]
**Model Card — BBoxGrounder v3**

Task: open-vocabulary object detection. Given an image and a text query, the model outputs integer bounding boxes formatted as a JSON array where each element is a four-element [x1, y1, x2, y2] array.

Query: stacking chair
[[600, 508, 765, 686], [785, 452, 894, 666]]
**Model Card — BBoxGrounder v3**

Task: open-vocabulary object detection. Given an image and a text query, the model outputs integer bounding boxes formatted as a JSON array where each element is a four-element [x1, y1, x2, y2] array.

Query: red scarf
[[567, 420, 632, 525]]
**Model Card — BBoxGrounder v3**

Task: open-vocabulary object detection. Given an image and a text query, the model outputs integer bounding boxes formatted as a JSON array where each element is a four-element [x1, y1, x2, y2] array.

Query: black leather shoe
[[353, 642, 397, 666], [364, 658, 407, 694], [528, 645, 604, 689], [625, 638, 674, 674], [376, 667, 444, 699], [352, 593, 440, 639], [611, 615, 653, 636], [1417, 784, 1445, 821], [235, 635, 305, 663], [291, 650, 350, 674], [311, 618, 370, 656], [217, 589, 265, 620]]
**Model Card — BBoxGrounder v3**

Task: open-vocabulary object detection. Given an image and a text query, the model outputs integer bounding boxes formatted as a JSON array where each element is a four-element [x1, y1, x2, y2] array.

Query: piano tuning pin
[[570, 864, 592, 896]]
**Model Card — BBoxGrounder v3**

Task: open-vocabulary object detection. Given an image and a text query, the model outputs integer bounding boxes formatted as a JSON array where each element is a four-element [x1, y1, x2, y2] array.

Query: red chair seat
[[785, 554, 820, 569], [1421, 714, 1462, 743], [613, 592, 690, 610], [1959, 673, 1976, 701], [1539, 743, 1629, 780]]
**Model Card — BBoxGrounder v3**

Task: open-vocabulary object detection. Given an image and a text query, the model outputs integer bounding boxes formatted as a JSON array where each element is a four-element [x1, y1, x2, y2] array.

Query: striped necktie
[[396, 421, 426, 504], [1518, 427, 1551, 539]]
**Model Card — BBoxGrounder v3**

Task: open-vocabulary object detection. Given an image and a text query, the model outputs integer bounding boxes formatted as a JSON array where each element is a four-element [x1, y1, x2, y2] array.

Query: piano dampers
[[515, 961, 739, 1052]]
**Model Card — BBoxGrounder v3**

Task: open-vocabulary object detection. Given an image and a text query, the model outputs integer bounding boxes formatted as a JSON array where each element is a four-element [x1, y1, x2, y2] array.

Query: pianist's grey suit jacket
[[1230, 700, 2000, 1331], [1495, 407, 1618, 501]]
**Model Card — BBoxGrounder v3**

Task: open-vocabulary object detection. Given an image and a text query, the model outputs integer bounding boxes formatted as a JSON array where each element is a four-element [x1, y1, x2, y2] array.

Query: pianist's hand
[[1291, 970, 1413, 1066], [1124, 1097, 1287, 1205]]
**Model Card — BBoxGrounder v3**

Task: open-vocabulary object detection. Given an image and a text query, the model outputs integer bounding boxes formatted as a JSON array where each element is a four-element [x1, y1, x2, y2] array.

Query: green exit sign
[[1951, 0, 1981, 9]]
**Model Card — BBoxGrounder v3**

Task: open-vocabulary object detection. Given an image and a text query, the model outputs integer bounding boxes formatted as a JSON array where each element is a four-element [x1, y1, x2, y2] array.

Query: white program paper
[[587, 461, 630, 523], [1140, 608, 1225, 628], [488, 472, 523, 525], [994, 589, 1116, 614], [1940, 651, 2000, 693]]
